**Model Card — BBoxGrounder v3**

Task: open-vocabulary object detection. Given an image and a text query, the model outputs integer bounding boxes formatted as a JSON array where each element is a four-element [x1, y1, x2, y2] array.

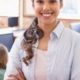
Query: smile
[[40, 11, 54, 16], [43, 13, 52, 17]]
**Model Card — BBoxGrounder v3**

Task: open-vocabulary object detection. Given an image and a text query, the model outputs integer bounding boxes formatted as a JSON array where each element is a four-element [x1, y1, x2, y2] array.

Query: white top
[[35, 49, 47, 80]]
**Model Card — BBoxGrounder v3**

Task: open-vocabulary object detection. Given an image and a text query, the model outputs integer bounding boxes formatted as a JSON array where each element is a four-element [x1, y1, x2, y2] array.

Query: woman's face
[[32, 0, 63, 24]]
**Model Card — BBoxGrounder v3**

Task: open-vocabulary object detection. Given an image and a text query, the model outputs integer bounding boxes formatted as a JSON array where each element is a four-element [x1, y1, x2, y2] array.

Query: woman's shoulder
[[66, 28, 80, 36], [15, 34, 24, 42], [9, 34, 24, 54], [64, 28, 80, 42], [14, 34, 24, 47]]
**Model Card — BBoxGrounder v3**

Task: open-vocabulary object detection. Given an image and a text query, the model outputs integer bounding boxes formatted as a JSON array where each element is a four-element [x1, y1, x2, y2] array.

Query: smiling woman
[[24, 0, 80, 19], [4, 0, 80, 80]]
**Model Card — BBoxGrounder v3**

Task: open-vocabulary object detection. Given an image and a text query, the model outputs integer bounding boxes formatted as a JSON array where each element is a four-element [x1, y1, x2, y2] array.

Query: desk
[[13, 29, 24, 38], [0, 27, 25, 38], [0, 27, 19, 34]]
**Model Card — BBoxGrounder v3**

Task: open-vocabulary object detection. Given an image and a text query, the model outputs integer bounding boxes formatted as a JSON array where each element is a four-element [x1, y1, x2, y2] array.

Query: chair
[[70, 23, 80, 33], [0, 28, 14, 51]]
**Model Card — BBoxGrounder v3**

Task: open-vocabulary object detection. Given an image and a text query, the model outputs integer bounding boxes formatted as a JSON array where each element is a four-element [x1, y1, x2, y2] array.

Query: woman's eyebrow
[[49, 0, 56, 1]]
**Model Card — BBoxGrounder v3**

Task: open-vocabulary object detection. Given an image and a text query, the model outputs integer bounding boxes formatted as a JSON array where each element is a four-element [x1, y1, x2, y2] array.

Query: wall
[[0, 16, 8, 28]]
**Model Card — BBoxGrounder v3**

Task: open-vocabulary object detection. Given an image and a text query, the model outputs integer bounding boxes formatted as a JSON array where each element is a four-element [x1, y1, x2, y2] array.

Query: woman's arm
[[4, 36, 26, 80], [5, 67, 26, 80], [71, 36, 80, 80]]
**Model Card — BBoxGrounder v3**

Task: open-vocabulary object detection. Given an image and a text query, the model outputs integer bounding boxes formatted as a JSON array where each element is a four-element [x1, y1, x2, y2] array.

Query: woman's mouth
[[40, 11, 54, 17], [42, 13, 52, 17]]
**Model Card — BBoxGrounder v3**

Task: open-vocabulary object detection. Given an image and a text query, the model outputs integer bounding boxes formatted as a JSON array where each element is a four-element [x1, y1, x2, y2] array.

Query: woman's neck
[[38, 20, 59, 35]]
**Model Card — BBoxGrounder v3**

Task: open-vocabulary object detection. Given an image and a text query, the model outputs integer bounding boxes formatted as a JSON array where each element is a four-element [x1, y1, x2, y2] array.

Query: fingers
[[6, 74, 18, 80], [6, 68, 26, 80], [17, 67, 24, 78], [16, 67, 26, 80]]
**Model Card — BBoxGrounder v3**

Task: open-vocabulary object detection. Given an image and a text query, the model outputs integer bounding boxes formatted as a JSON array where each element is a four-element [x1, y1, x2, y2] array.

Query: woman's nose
[[43, 3, 50, 10]]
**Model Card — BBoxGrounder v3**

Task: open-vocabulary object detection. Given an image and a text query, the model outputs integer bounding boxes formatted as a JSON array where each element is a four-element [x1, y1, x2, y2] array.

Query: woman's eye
[[49, 0, 57, 3], [36, 0, 43, 4]]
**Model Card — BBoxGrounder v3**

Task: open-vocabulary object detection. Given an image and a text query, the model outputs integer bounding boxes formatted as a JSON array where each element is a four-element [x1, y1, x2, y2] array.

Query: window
[[58, 0, 80, 19], [0, 0, 19, 16]]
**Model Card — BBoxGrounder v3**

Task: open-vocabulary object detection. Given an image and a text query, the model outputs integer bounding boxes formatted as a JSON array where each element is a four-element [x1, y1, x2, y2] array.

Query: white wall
[[0, 0, 19, 16]]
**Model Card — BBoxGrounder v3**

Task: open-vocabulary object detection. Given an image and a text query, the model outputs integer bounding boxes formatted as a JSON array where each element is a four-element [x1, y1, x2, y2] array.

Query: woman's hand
[[6, 68, 26, 80]]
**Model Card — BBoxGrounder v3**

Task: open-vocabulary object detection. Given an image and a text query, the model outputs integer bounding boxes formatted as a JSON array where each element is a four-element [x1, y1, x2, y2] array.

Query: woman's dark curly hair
[[22, 18, 44, 65]]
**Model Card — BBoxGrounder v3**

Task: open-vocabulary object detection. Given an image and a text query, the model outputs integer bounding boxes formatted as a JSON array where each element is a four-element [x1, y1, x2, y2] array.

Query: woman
[[0, 44, 8, 80], [4, 0, 80, 80]]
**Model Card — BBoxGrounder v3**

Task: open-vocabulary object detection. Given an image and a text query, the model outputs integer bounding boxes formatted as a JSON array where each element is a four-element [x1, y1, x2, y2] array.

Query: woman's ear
[[32, 1, 34, 7], [60, 1, 63, 9], [32, 3, 34, 7]]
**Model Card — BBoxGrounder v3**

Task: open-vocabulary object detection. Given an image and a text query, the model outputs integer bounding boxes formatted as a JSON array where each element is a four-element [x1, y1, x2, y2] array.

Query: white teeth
[[42, 13, 51, 17]]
